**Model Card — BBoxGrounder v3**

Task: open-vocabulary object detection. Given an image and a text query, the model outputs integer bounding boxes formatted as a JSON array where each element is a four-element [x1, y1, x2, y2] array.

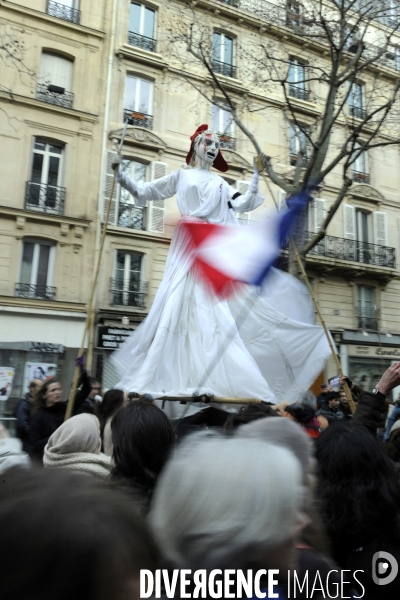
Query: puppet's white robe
[[111, 167, 332, 408]]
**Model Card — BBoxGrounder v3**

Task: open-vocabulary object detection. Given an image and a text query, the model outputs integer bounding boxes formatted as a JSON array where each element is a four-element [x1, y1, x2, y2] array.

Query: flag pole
[[255, 157, 355, 413], [65, 119, 129, 420]]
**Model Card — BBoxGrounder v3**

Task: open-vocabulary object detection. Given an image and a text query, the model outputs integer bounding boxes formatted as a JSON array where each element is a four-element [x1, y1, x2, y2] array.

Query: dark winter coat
[[14, 395, 33, 452]]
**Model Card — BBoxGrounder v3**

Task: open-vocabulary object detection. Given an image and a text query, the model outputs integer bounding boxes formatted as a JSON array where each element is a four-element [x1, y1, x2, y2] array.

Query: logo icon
[[372, 551, 398, 586]]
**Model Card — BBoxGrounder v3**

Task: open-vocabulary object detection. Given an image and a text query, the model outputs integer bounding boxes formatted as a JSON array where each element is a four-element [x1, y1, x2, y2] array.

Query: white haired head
[[150, 433, 303, 569]]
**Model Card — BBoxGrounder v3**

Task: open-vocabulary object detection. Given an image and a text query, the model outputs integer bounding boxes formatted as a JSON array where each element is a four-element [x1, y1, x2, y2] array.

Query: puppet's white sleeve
[[117, 169, 180, 208], [228, 169, 264, 213]]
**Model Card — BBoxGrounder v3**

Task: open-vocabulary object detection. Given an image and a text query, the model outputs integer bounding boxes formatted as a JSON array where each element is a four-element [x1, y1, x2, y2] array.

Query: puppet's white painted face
[[195, 133, 220, 164]]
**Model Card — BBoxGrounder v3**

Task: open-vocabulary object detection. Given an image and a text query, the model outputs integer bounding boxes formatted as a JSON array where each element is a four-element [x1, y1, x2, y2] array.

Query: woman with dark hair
[[111, 401, 175, 512], [315, 422, 400, 598], [29, 376, 90, 462], [97, 389, 126, 456]]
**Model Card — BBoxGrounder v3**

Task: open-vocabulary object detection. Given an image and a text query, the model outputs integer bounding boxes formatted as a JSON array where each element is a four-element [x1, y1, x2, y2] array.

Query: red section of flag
[[182, 220, 220, 247]]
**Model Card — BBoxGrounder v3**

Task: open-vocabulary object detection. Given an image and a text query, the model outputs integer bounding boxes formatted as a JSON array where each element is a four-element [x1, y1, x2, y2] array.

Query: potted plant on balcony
[[357, 172, 367, 180], [130, 111, 145, 120]]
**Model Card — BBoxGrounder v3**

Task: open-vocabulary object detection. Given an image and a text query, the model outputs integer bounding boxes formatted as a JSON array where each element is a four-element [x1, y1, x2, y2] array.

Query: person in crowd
[[13, 378, 42, 452], [338, 389, 352, 416], [75, 375, 102, 415], [224, 401, 278, 430], [111, 401, 175, 512], [0, 469, 159, 600], [150, 434, 304, 598], [315, 422, 400, 599], [315, 391, 345, 429], [384, 391, 400, 443], [28, 374, 89, 462], [43, 414, 111, 479], [283, 391, 320, 439], [316, 383, 330, 408], [385, 419, 400, 462], [97, 389, 127, 456], [0, 423, 30, 475]]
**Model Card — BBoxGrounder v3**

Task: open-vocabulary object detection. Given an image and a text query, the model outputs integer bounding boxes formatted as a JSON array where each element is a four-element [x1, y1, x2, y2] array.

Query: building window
[[356, 285, 378, 330], [37, 52, 74, 108], [111, 251, 147, 308], [211, 105, 235, 149], [289, 123, 310, 166], [46, 0, 80, 24], [286, 0, 301, 27], [117, 160, 147, 230], [128, 3, 156, 51], [123, 75, 153, 128], [351, 142, 369, 183], [288, 58, 309, 101], [212, 33, 236, 78], [349, 82, 365, 119], [16, 240, 56, 300], [385, 0, 399, 27], [25, 140, 65, 215]]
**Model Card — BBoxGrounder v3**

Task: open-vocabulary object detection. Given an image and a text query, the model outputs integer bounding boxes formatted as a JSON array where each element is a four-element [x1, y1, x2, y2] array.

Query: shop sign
[[348, 345, 400, 358], [98, 327, 132, 349], [28, 342, 63, 353]]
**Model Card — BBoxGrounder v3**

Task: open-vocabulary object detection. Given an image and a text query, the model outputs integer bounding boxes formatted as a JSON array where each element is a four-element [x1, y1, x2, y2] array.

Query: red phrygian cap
[[185, 124, 229, 173]]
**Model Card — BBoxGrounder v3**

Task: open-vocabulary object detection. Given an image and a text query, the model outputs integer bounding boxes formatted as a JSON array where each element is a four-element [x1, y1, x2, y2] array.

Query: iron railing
[[303, 231, 396, 268], [212, 59, 236, 78], [289, 85, 310, 101], [128, 31, 156, 51], [36, 83, 73, 108], [110, 279, 148, 308], [217, 0, 241, 5], [46, 0, 80, 24], [356, 307, 379, 331], [123, 109, 153, 128], [117, 204, 146, 230], [25, 182, 65, 215], [352, 170, 370, 184], [218, 134, 236, 150], [349, 105, 366, 119], [15, 283, 56, 300]]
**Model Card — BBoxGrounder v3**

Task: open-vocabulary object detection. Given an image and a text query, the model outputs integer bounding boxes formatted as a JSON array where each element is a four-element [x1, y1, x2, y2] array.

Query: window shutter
[[148, 161, 167, 233], [313, 198, 325, 233], [103, 150, 118, 225], [343, 204, 356, 239], [373, 211, 387, 246], [236, 180, 250, 221]]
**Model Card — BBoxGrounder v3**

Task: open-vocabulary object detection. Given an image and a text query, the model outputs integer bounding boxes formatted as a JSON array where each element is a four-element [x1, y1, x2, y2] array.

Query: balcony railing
[[128, 31, 156, 52], [349, 105, 366, 119], [352, 170, 370, 184], [290, 153, 310, 167], [123, 109, 153, 128], [212, 60, 236, 78], [289, 85, 310, 101], [218, 134, 236, 150], [25, 182, 65, 215], [117, 204, 146, 230], [356, 307, 379, 331], [217, 0, 241, 5], [303, 232, 396, 268], [46, 0, 80, 24], [110, 279, 148, 308], [36, 83, 73, 108], [15, 283, 56, 300]]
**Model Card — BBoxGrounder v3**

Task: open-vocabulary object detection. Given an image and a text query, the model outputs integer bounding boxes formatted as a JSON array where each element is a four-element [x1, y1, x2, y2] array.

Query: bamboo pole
[[65, 121, 129, 420]]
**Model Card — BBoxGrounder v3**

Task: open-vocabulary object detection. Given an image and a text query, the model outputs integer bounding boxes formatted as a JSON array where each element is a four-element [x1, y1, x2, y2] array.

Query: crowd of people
[[2, 361, 400, 599]]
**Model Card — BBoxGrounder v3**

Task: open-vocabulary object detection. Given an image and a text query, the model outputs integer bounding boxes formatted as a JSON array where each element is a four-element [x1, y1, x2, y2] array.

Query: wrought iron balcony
[[218, 134, 236, 150], [349, 105, 366, 119], [128, 31, 156, 52], [117, 204, 146, 230], [36, 83, 73, 108], [123, 109, 152, 128], [356, 307, 379, 331], [212, 60, 236, 78], [352, 170, 370, 184], [217, 0, 241, 5], [25, 182, 65, 215], [46, 0, 80, 24], [110, 279, 148, 308], [15, 283, 56, 300], [304, 232, 396, 268], [289, 85, 310, 102]]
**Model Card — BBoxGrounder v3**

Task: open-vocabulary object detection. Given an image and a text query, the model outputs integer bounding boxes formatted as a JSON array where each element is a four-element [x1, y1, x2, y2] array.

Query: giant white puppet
[[111, 125, 331, 408]]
